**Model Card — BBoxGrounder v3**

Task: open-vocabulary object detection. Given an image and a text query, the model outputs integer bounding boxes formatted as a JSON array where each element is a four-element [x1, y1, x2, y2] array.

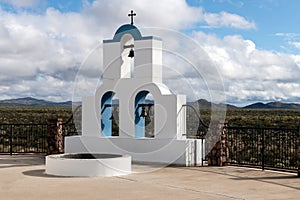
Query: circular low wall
[[46, 153, 131, 177]]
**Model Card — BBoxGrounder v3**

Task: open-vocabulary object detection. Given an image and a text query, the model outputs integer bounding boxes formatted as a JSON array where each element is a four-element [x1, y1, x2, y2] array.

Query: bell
[[140, 106, 148, 118], [145, 114, 151, 126], [128, 48, 134, 58]]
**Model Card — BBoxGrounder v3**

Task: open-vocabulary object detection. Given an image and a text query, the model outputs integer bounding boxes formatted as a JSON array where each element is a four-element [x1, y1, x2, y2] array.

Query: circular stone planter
[[46, 153, 131, 177]]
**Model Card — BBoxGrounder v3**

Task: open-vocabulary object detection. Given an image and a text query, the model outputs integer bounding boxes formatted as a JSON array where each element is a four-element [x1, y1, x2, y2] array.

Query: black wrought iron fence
[[0, 106, 81, 155], [184, 104, 208, 139], [227, 126, 299, 172], [62, 105, 81, 137], [62, 118, 79, 137], [0, 123, 47, 155], [0, 122, 80, 155]]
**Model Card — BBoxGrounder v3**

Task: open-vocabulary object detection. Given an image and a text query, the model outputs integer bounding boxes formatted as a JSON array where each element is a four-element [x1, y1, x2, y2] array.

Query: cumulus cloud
[[0, 6, 100, 101], [0, 0, 40, 8], [82, 0, 202, 30], [203, 11, 256, 29], [0, 0, 298, 105], [193, 31, 300, 105], [0, 0, 257, 102]]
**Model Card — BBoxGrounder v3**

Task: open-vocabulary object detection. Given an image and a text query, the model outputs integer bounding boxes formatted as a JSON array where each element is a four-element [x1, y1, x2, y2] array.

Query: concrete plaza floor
[[0, 155, 299, 200]]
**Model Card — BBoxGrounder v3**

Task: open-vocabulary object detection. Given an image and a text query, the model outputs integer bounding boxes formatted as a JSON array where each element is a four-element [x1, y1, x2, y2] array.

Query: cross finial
[[128, 10, 136, 25]]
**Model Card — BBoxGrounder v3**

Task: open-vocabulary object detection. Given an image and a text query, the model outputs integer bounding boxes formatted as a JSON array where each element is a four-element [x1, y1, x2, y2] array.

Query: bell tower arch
[[120, 33, 134, 78]]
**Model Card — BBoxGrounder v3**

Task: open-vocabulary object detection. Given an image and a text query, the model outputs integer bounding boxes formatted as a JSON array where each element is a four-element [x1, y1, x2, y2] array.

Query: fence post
[[207, 121, 229, 166], [9, 125, 13, 156], [221, 122, 229, 166], [298, 127, 300, 177], [261, 129, 265, 171], [47, 118, 63, 155], [201, 138, 204, 166]]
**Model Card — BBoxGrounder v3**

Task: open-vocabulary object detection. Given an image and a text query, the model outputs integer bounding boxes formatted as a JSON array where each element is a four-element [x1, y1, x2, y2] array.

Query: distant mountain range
[[0, 97, 72, 106], [0, 97, 299, 110], [243, 101, 300, 110], [192, 99, 300, 110]]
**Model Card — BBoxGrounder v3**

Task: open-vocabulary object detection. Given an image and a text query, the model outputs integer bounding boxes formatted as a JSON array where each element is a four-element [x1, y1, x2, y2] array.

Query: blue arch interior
[[135, 91, 149, 138], [101, 91, 114, 137]]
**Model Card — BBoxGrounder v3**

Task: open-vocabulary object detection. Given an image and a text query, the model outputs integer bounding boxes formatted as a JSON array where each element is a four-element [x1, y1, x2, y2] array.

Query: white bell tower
[[102, 24, 162, 83], [65, 11, 205, 167]]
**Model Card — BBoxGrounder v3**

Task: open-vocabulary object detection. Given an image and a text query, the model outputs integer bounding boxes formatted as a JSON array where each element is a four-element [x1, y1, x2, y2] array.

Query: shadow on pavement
[[231, 175, 299, 180], [0, 155, 45, 169], [179, 167, 300, 191], [22, 169, 74, 179]]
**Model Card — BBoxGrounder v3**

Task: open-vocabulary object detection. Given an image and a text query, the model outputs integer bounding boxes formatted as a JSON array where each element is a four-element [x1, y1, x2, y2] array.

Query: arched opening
[[120, 34, 134, 78], [101, 91, 119, 136], [134, 91, 155, 138]]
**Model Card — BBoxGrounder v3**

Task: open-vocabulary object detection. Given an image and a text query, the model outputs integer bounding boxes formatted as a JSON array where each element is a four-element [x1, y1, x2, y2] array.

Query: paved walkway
[[0, 155, 299, 200]]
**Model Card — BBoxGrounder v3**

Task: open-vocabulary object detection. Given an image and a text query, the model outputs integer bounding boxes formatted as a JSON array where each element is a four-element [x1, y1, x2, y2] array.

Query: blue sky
[[188, 0, 300, 54], [0, 0, 90, 13], [0, 0, 299, 105]]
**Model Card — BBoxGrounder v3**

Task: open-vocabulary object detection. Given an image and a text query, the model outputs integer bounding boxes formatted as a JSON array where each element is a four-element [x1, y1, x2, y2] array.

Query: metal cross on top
[[128, 10, 136, 25]]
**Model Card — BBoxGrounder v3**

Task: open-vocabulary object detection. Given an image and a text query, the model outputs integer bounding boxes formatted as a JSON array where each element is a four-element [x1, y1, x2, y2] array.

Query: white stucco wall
[[65, 136, 205, 166]]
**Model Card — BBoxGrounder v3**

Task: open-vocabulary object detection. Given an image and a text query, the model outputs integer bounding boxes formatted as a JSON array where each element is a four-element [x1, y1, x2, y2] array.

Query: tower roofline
[[103, 24, 161, 43]]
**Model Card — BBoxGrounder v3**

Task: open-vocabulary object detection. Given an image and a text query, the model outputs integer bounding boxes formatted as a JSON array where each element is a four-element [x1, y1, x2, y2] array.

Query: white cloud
[[0, 6, 100, 101], [81, 0, 202, 30], [203, 11, 256, 29], [289, 42, 300, 49], [193, 31, 300, 104], [81, 0, 255, 30], [0, 0, 202, 101], [275, 32, 300, 38], [1, 0, 297, 105], [1, 0, 40, 8], [275, 32, 300, 50]]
